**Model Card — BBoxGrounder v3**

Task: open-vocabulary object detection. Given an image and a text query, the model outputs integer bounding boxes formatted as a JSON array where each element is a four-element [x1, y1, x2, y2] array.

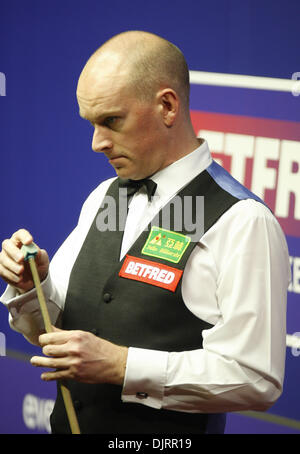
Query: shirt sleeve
[[122, 200, 290, 413], [0, 274, 61, 345], [0, 178, 116, 345]]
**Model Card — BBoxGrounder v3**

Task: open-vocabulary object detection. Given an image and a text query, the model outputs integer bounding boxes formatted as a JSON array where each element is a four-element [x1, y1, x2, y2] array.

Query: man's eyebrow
[[79, 109, 121, 123]]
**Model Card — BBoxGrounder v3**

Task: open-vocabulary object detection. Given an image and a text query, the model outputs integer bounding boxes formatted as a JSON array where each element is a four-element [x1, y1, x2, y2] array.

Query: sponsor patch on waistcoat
[[119, 255, 183, 292], [141, 226, 191, 263]]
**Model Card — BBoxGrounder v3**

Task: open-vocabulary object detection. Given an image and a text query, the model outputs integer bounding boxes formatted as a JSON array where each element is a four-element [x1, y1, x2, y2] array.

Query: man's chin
[[114, 167, 138, 180]]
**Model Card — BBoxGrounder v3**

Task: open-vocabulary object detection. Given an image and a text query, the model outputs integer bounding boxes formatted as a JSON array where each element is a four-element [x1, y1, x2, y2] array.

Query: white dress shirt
[[1, 141, 290, 413]]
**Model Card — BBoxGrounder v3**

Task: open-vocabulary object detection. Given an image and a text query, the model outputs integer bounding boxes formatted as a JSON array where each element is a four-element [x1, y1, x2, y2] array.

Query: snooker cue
[[22, 244, 81, 435]]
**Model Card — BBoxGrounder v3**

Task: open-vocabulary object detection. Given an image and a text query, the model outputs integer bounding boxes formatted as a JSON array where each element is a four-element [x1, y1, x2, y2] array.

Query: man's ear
[[157, 89, 179, 127]]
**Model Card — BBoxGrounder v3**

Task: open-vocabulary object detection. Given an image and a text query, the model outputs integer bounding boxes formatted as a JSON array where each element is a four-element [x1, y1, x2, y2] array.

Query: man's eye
[[104, 117, 118, 127]]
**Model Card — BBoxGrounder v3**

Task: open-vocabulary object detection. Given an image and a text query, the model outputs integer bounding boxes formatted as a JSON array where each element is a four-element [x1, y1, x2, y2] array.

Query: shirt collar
[[151, 139, 212, 200]]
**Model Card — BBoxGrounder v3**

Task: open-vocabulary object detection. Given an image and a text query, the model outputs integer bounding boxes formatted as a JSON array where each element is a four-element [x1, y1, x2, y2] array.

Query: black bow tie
[[118, 178, 157, 201]]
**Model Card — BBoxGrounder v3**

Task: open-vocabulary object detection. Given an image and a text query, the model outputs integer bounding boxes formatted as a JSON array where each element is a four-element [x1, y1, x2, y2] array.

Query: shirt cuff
[[121, 347, 169, 409], [1, 274, 52, 308], [0, 275, 61, 341]]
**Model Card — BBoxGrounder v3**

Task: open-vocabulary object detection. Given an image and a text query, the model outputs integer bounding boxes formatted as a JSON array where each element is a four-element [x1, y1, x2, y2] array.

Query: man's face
[[77, 63, 171, 180]]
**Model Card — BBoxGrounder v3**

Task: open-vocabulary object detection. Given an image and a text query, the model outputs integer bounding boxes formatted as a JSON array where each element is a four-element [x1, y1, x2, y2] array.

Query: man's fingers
[[11, 229, 33, 248], [0, 229, 49, 292], [1, 229, 34, 264], [41, 369, 70, 381], [31, 355, 69, 370], [42, 342, 68, 357], [1, 238, 25, 263], [30, 353, 79, 381], [35, 248, 49, 267], [0, 261, 22, 285], [0, 249, 23, 275], [38, 328, 74, 347]]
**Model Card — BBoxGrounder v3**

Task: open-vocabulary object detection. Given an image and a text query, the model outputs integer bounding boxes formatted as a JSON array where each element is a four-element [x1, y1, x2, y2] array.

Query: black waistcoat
[[50, 170, 240, 434]]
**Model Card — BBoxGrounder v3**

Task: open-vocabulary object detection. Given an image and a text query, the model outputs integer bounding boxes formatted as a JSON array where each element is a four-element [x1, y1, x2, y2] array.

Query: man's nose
[[92, 126, 113, 153]]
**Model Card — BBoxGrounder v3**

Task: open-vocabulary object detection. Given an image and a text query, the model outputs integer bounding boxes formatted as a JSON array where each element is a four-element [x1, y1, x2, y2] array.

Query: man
[[0, 31, 290, 434]]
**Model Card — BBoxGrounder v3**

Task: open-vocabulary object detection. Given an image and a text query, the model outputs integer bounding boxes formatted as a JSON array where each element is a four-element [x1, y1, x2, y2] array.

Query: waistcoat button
[[103, 292, 112, 303]]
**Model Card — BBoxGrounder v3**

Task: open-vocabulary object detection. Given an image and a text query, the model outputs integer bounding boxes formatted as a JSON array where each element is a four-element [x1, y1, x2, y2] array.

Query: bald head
[[76, 31, 199, 179], [79, 31, 190, 112]]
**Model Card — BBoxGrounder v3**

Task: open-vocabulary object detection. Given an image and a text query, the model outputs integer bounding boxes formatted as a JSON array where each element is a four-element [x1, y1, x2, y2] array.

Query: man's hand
[[30, 327, 128, 386], [0, 229, 49, 293]]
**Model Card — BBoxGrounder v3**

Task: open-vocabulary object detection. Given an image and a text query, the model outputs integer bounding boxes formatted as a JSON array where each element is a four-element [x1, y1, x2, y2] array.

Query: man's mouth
[[108, 155, 126, 165]]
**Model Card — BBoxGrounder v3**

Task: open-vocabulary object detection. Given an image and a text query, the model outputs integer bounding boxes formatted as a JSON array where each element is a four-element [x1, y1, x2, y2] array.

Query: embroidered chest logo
[[119, 255, 183, 292], [141, 226, 191, 263]]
